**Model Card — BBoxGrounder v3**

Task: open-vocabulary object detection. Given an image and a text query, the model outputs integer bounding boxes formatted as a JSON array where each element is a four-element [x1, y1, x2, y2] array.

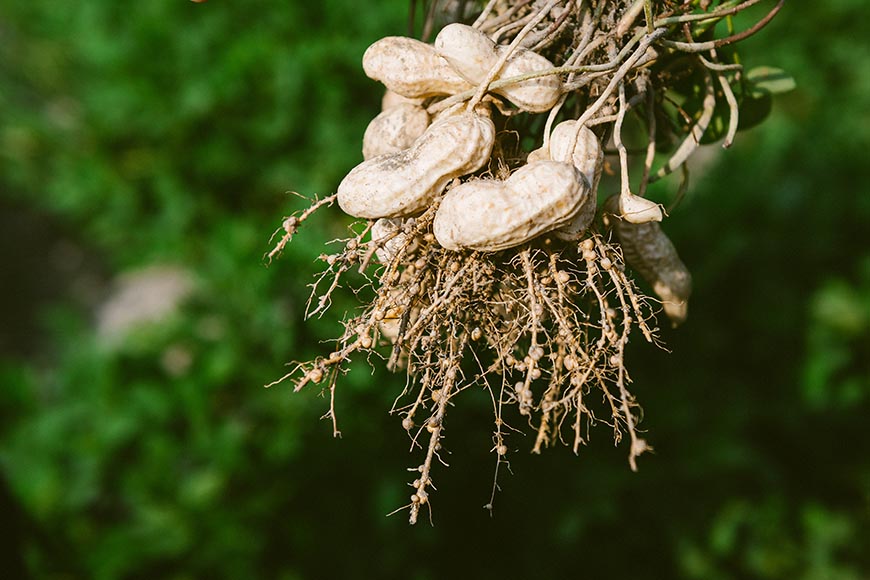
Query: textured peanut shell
[[554, 191, 598, 241], [526, 145, 550, 163], [434, 23, 562, 113], [363, 36, 474, 98], [362, 103, 430, 160], [338, 112, 496, 219], [603, 195, 692, 326], [377, 288, 418, 344], [619, 192, 663, 224], [433, 23, 495, 82], [371, 217, 416, 264], [434, 160, 588, 251], [548, 121, 603, 190], [381, 89, 424, 111], [546, 121, 604, 240]]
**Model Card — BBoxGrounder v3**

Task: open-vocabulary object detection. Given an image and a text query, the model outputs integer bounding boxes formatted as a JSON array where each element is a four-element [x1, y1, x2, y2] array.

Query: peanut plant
[[268, 0, 789, 524]]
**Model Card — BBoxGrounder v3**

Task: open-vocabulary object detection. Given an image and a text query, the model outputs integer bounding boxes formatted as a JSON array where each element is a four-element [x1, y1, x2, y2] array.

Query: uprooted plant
[[267, 0, 789, 524]]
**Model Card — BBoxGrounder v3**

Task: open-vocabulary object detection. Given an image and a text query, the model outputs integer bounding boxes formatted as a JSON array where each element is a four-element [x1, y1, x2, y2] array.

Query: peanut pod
[[548, 120, 603, 191], [377, 288, 417, 345], [362, 103, 430, 160], [338, 111, 496, 219], [370, 217, 416, 264], [603, 195, 692, 326], [536, 120, 603, 240], [539, 125, 661, 225], [380, 89, 424, 111], [544, 120, 661, 225], [363, 36, 474, 99], [619, 192, 663, 224], [434, 23, 562, 113], [433, 160, 588, 251]]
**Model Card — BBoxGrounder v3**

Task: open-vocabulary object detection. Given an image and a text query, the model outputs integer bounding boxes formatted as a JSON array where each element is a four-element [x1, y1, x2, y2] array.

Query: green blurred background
[[1, 1, 867, 578]]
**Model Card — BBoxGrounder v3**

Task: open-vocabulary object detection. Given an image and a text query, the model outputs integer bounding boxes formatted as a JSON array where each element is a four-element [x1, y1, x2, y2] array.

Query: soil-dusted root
[[603, 195, 692, 326], [269, 193, 660, 521]]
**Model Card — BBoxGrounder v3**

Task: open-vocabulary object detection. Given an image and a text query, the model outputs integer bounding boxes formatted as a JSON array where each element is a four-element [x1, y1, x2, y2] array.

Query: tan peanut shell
[[363, 36, 474, 99], [548, 121, 604, 190], [555, 192, 598, 241], [526, 145, 550, 164], [362, 103, 430, 160], [378, 316, 402, 343], [371, 217, 416, 264], [433, 23, 495, 82], [619, 192, 663, 224], [338, 111, 496, 219], [603, 195, 692, 326], [434, 23, 562, 113], [545, 120, 604, 240], [433, 160, 588, 251], [381, 89, 424, 111], [378, 292, 419, 344]]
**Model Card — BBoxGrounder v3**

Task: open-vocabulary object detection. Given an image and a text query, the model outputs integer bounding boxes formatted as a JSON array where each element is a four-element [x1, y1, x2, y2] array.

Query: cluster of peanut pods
[[336, 22, 691, 323]]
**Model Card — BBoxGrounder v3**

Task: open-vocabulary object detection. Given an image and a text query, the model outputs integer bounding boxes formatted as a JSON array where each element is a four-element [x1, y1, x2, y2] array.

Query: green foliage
[[0, 0, 868, 578], [804, 257, 870, 410], [746, 66, 797, 97]]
